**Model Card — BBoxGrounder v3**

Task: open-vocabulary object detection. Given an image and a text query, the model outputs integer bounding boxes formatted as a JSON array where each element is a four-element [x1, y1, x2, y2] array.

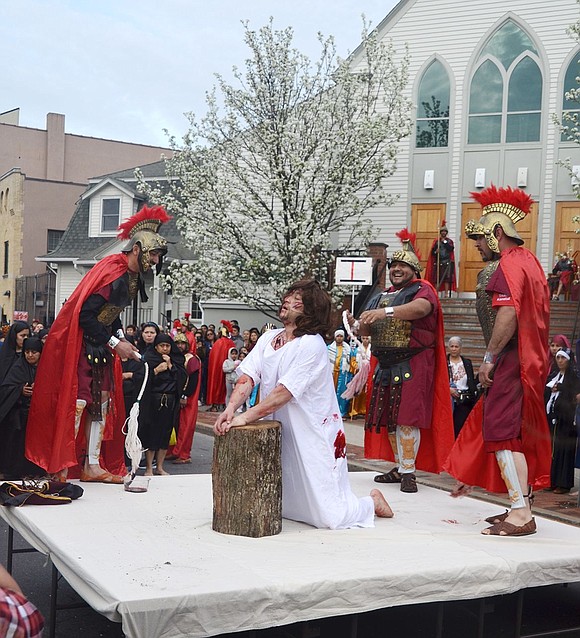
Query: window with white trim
[[101, 197, 120, 232], [560, 53, 580, 142], [416, 60, 450, 148], [468, 20, 542, 144]]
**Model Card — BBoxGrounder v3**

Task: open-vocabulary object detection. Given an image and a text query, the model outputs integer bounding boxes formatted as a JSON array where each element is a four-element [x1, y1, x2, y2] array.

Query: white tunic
[[238, 329, 374, 529]]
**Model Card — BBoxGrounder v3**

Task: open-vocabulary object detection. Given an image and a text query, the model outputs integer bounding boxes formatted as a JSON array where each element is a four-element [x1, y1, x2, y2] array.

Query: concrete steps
[[440, 298, 578, 362]]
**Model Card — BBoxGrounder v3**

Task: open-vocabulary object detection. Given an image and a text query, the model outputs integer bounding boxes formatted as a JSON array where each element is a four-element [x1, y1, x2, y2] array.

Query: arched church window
[[468, 20, 542, 144], [560, 52, 580, 142], [416, 60, 450, 148]]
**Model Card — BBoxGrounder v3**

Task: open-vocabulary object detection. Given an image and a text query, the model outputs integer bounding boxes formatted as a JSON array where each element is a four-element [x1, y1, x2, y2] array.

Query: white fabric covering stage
[[2, 472, 580, 638]]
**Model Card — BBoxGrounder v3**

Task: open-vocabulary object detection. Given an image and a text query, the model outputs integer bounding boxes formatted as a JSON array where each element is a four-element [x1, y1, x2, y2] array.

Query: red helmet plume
[[470, 185, 533, 216], [220, 320, 234, 334], [117, 205, 172, 240]]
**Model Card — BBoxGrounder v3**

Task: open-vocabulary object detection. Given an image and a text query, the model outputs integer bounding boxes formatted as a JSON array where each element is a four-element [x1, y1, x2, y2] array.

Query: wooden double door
[[554, 202, 580, 259]]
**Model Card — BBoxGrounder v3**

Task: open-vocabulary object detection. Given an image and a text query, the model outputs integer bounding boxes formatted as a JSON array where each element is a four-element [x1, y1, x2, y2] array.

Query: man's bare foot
[[370, 489, 394, 518], [82, 463, 107, 480], [80, 464, 123, 484], [154, 468, 170, 476], [144, 470, 154, 477]]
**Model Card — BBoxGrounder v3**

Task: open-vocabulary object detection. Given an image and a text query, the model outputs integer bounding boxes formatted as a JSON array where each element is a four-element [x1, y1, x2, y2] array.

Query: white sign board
[[335, 257, 373, 286]]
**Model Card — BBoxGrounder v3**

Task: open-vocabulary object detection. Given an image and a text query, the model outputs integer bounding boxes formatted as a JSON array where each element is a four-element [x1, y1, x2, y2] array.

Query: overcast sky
[[1, 0, 400, 148]]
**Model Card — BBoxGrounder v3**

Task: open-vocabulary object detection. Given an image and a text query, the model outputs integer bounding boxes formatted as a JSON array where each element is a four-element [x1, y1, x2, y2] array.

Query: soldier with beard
[[26, 206, 170, 483], [445, 186, 551, 537]]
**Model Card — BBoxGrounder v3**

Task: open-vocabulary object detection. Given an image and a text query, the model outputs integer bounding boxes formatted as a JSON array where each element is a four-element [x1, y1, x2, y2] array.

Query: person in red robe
[[25, 206, 171, 482], [425, 222, 456, 295], [171, 333, 201, 464], [444, 185, 551, 537], [182, 312, 197, 353], [346, 230, 454, 494], [205, 320, 235, 411]]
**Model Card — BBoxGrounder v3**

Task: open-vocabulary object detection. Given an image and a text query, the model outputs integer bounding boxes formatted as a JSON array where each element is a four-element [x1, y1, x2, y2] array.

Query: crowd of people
[[2, 187, 580, 632], [0, 313, 284, 481]]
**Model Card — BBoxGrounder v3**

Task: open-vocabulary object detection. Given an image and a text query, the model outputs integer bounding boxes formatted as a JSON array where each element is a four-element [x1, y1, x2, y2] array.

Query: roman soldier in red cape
[[26, 206, 171, 482], [444, 185, 551, 537], [425, 220, 456, 295], [206, 320, 235, 411], [346, 229, 454, 494]]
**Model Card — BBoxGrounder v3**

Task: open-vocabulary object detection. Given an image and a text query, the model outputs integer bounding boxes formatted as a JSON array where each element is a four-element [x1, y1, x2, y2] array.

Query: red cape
[[425, 238, 457, 292], [206, 336, 235, 404], [26, 254, 129, 475], [173, 354, 201, 460], [443, 247, 551, 492], [185, 330, 196, 353], [364, 279, 455, 473]]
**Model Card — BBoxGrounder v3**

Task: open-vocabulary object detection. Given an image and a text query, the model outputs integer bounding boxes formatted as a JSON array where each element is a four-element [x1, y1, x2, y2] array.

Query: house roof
[[91, 159, 169, 182], [38, 160, 195, 264], [81, 177, 141, 201]]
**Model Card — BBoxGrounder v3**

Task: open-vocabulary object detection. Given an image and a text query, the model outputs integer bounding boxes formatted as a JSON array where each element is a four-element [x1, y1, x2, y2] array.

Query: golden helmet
[[117, 205, 171, 274], [390, 229, 422, 275], [466, 185, 534, 254]]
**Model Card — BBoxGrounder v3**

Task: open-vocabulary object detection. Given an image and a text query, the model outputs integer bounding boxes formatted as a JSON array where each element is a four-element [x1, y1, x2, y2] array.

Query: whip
[[340, 310, 370, 400], [122, 361, 150, 492]]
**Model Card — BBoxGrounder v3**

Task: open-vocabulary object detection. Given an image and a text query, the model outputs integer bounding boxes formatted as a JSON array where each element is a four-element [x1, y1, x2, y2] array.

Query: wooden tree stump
[[212, 420, 282, 538]]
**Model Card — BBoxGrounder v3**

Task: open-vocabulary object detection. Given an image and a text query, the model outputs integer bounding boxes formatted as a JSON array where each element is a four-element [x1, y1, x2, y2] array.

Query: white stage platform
[[2, 473, 580, 638]]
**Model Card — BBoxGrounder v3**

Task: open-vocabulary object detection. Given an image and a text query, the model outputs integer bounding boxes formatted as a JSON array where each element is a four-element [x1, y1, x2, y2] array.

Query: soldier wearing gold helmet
[[26, 206, 171, 484], [346, 229, 454, 494], [445, 185, 551, 538]]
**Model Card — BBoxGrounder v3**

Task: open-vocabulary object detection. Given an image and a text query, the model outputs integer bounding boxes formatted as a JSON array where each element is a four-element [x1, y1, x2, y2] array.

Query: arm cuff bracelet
[[483, 351, 496, 364]]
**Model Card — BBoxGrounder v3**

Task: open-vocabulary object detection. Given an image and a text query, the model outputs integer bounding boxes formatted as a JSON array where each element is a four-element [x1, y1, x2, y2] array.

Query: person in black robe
[[138, 333, 186, 476], [121, 336, 146, 418], [544, 348, 580, 493], [0, 337, 45, 479], [0, 321, 30, 384], [136, 322, 160, 355]]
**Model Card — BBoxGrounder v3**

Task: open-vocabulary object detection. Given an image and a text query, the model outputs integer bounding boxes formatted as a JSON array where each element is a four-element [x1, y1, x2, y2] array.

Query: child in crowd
[[222, 347, 240, 407]]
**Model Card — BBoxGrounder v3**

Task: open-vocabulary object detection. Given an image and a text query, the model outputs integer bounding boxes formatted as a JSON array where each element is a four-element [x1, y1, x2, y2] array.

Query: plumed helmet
[[219, 320, 234, 337], [466, 185, 533, 254], [174, 332, 189, 345], [117, 205, 172, 275], [390, 228, 423, 275]]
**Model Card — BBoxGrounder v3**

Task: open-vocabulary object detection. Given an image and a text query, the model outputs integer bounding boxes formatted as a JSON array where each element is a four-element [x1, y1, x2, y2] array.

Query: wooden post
[[212, 420, 282, 538]]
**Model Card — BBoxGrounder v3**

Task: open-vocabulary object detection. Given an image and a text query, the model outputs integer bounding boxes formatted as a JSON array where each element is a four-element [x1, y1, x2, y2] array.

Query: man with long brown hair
[[215, 279, 393, 529]]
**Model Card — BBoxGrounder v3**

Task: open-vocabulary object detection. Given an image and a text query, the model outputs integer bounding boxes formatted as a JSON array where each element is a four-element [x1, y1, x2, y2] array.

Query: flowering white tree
[[144, 20, 412, 317]]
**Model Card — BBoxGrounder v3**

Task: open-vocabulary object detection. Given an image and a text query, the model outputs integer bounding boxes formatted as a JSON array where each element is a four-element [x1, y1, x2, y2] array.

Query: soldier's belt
[[372, 346, 425, 369]]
